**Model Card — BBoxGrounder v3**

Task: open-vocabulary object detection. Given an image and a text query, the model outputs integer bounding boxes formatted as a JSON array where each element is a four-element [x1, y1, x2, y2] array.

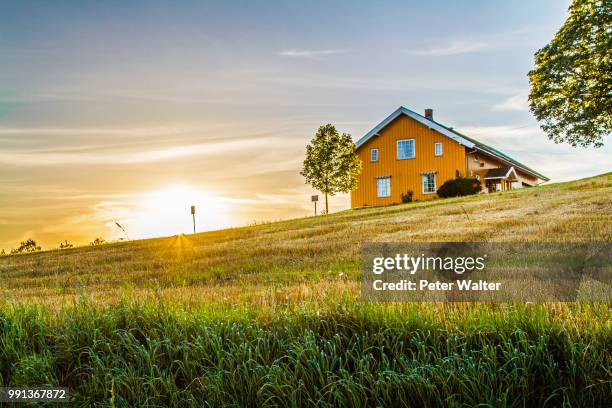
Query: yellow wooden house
[[351, 106, 549, 208]]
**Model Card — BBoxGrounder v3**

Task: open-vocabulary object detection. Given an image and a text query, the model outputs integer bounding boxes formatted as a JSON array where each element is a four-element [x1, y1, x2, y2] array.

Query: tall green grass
[[0, 301, 609, 407]]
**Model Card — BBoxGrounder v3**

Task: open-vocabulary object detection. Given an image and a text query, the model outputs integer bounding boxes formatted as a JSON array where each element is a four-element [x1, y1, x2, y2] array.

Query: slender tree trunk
[[325, 191, 328, 214]]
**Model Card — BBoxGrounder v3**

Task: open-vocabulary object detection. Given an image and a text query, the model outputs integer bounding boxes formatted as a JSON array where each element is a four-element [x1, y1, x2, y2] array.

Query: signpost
[[311, 195, 319, 216], [190, 205, 196, 234]]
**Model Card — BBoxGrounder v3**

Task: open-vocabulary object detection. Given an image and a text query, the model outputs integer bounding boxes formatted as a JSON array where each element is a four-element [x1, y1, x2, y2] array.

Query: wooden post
[[191, 205, 196, 234], [311, 195, 319, 216]]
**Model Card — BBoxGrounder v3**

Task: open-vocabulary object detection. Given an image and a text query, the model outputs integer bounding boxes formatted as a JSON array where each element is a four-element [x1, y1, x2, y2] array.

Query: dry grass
[[0, 173, 610, 308]]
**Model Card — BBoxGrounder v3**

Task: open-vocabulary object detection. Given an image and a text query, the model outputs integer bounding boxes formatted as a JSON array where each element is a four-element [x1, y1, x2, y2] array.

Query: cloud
[[409, 40, 489, 56], [492, 91, 530, 111], [277, 49, 348, 58], [0, 136, 287, 166], [0, 123, 306, 166], [407, 28, 534, 57], [460, 125, 541, 144], [0, 126, 183, 136]]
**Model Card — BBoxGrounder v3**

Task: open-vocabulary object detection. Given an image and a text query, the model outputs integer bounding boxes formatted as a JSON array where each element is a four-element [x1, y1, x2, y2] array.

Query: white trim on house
[[376, 176, 391, 197], [473, 149, 547, 182], [355, 106, 476, 150], [397, 139, 415, 160], [421, 173, 436, 194], [370, 148, 378, 162], [435, 142, 443, 156], [484, 166, 518, 180]]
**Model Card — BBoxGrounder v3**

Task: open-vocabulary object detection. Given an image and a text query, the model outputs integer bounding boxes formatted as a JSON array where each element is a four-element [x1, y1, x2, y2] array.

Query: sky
[[0, 0, 610, 251]]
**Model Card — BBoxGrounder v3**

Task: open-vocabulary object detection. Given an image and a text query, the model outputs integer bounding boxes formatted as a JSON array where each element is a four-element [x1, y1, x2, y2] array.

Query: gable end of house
[[355, 106, 475, 151]]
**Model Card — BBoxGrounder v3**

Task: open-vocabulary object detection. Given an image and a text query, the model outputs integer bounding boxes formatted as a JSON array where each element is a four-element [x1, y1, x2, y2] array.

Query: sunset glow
[[0, 0, 610, 252], [118, 185, 232, 239]]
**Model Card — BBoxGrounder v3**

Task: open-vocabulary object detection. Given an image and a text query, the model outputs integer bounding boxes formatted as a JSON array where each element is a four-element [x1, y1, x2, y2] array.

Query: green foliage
[[528, 0, 611, 147], [400, 190, 414, 203], [301, 124, 362, 213], [0, 302, 608, 407], [10, 238, 41, 254], [89, 237, 106, 246], [437, 177, 481, 198]]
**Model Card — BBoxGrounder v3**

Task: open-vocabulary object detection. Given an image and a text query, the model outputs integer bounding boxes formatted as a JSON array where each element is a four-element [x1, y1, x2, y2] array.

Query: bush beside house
[[437, 177, 481, 198]]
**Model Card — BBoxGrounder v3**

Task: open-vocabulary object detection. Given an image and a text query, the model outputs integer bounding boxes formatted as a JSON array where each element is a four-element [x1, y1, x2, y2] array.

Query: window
[[370, 148, 379, 162], [435, 142, 443, 156], [422, 173, 436, 194], [376, 176, 391, 197], [397, 139, 415, 159]]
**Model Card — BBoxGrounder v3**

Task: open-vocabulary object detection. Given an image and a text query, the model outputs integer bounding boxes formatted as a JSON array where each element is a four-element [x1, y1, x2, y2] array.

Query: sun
[[129, 185, 231, 238]]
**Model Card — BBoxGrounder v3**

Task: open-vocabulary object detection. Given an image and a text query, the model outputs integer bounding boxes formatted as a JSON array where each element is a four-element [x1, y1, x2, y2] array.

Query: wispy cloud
[[0, 136, 287, 166], [409, 40, 489, 56], [460, 125, 541, 144], [0, 126, 184, 136], [276, 49, 348, 58], [407, 28, 534, 57], [492, 91, 530, 111]]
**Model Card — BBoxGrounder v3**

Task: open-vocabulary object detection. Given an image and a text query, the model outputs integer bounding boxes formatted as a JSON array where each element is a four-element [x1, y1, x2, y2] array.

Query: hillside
[[0, 174, 610, 406], [1, 173, 610, 307]]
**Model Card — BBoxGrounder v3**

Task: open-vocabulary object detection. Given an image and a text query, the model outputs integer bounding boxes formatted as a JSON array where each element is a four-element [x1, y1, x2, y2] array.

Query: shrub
[[90, 237, 106, 246], [437, 177, 481, 198], [401, 190, 413, 203], [10, 238, 41, 254], [59, 240, 74, 249]]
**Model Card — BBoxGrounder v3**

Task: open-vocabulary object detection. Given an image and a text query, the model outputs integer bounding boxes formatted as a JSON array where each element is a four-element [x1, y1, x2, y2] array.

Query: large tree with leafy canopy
[[528, 0, 611, 147], [301, 124, 362, 214]]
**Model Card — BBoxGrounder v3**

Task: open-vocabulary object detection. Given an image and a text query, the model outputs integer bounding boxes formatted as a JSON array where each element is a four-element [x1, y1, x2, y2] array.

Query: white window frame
[[370, 148, 379, 162], [435, 142, 443, 156], [397, 139, 415, 160], [376, 176, 391, 198], [422, 173, 436, 194]]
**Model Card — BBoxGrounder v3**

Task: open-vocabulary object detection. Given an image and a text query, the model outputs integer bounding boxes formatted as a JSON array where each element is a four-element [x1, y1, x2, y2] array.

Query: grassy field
[[0, 173, 610, 406]]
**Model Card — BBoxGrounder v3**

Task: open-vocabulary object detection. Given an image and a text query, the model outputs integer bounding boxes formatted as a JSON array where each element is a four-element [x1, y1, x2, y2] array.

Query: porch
[[483, 166, 520, 193]]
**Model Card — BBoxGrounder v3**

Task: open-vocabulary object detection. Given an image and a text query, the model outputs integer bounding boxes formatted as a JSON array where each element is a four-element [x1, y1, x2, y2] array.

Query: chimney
[[424, 108, 433, 120]]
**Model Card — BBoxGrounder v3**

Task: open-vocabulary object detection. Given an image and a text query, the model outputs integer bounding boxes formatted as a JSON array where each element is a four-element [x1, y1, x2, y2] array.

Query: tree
[[10, 238, 41, 254], [301, 124, 362, 214], [0, 249, 6, 256], [528, 0, 611, 147]]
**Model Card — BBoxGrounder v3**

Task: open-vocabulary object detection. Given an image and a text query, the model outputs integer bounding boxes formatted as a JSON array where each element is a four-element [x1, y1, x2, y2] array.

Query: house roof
[[355, 106, 476, 151], [484, 166, 518, 180], [355, 106, 549, 182], [434, 123, 550, 181]]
